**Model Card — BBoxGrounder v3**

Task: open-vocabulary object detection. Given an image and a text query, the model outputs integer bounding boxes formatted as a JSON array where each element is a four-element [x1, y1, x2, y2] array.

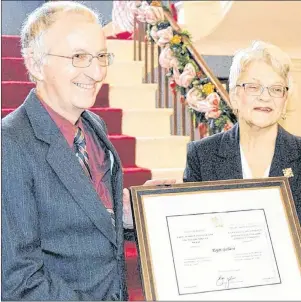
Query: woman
[[184, 41, 301, 223]]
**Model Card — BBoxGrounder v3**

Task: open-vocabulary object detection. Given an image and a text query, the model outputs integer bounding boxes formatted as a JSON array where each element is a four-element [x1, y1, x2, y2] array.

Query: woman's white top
[[239, 144, 271, 179]]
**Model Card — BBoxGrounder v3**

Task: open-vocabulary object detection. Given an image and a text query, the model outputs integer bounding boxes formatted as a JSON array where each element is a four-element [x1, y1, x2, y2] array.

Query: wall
[[1, 0, 114, 35], [2, 1, 44, 35]]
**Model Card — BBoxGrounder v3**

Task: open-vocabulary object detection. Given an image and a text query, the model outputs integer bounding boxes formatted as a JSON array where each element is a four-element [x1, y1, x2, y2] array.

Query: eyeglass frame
[[45, 52, 115, 68], [236, 83, 289, 98]]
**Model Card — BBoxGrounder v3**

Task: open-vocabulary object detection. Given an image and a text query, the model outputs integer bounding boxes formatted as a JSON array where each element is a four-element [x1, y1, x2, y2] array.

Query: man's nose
[[88, 57, 107, 80]]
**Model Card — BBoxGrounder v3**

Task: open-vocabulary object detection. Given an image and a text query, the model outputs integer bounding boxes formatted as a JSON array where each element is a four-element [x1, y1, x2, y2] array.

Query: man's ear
[[23, 48, 44, 81]]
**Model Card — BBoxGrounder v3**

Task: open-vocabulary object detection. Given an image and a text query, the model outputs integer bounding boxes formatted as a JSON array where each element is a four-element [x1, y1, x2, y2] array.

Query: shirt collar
[[39, 99, 84, 148]]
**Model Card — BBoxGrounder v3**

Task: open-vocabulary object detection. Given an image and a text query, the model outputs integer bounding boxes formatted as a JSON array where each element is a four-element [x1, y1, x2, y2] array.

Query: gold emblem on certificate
[[211, 215, 224, 228]]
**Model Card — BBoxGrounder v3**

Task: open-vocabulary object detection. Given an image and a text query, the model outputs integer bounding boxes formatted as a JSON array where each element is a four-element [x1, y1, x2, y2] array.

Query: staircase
[[1, 34, 190, 300]]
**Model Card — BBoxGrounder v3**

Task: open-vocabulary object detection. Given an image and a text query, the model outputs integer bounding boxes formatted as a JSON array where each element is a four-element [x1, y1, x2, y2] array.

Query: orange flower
[[224, 122, 233, 131], [170, 34, 182, 45], [196, 71, 203, 78], [151, 1, 161, 7]]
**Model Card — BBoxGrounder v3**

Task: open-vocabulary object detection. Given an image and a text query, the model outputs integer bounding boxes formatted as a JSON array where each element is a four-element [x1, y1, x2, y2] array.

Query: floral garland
[[129, 0, 237, 136]]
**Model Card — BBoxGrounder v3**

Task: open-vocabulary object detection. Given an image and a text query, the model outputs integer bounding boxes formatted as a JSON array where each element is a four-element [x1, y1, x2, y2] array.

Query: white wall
[[1, 0, 113, 35]]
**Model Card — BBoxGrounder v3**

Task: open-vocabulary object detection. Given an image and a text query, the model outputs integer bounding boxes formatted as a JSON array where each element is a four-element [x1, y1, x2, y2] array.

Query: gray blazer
[[184, 123, 301, 223], [2, 90, 127, 301]]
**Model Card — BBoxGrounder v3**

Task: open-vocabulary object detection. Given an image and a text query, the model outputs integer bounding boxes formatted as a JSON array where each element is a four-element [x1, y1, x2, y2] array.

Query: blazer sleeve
[[2, 135, 82, 300], [183, 141, 203, 182]]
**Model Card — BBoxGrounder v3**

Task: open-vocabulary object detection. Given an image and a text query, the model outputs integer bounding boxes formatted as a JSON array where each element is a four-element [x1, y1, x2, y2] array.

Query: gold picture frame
[[131, 177, 301, 301]]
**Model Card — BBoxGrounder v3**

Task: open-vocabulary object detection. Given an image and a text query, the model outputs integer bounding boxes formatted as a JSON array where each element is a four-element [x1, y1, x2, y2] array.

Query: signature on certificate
[[216, 275, 236, 289]]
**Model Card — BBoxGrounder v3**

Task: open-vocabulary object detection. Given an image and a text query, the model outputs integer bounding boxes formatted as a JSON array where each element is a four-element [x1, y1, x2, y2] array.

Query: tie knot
[[74, 127, 85, 146]]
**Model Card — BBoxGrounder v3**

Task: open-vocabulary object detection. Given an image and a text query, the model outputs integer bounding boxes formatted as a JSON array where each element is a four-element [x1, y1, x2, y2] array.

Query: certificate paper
[[166, 209, 280, 295], [131, 179, 301, 300]]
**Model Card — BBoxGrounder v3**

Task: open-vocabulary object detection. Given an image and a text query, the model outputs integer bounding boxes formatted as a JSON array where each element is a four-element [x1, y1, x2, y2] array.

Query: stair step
[[106, 61, 144, 85], [109, 135, 136, 167], [109, 84, 157, 110], [90, 108, 122, 135], [136, 136, 190, 169], [151, 167, 185, 184], [108, 39, 158, 64], [123, 167, 151, 188], [122, 109, 173, 137], [124, 240, 138, 259], [2, 35, 21, 58], [1, 81, 109, 108], [107, 40, 134, 62], [2, 57, 145, 86], [2, 57, 28, 81]]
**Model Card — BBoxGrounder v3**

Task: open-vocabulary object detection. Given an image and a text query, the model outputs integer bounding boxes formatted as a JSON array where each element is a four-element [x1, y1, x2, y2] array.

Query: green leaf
[[162, 5, 171, 13], [214, 115, 227, 128], [179, 29, 192, 40]]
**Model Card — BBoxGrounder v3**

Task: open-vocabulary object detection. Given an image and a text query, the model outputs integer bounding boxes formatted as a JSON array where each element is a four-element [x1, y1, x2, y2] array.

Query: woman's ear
[[23, 48, 44, 81], [283, 84, 294, 113], [229, 88, 239, 111]]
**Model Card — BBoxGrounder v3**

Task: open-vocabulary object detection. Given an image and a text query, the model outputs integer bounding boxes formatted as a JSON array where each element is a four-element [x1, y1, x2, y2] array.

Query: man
[[2, 1, 174, 300]]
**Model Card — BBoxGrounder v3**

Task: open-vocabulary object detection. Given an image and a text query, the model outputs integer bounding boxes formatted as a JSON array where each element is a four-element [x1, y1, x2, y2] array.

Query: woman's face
[[231, 60, 289, 129]]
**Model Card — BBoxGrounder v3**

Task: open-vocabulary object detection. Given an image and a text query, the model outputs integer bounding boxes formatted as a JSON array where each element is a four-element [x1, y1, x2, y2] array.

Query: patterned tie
[[74, 127, 92, 179], [101, 148, 115, 226]]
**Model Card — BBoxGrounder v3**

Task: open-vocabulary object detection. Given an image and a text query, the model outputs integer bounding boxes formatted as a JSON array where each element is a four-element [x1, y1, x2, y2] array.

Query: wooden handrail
[[164, 11, 230, 106]]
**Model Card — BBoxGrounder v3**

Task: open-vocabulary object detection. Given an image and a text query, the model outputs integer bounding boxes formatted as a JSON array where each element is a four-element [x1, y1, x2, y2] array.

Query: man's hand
[[122, 179, 176, 229], [123, 188, 133, 229], [142, 178, 177, 186]]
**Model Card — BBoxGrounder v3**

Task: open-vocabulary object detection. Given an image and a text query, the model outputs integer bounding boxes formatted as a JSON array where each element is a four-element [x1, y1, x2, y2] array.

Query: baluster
[[173, 92, 178, 135], [158, 47, 162, 108]]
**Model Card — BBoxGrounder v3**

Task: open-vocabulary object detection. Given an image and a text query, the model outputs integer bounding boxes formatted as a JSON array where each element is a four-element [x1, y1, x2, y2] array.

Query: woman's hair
[[229, 41, 293, 93], [21, 1, 102, 82]]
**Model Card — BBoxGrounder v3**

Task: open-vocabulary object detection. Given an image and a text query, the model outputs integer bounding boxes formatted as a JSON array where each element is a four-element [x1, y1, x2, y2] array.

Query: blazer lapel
[[24, 90, 117, 246], [213, 123, 300, 181], [214, 123, 243, 180], [269, 125, 301, 177], [46, 137, 117, 246]]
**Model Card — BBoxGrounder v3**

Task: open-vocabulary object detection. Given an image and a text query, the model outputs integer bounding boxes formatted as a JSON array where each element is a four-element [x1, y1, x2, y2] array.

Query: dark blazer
[[2, 90, 127, 301], [184, 123, 301, 223]]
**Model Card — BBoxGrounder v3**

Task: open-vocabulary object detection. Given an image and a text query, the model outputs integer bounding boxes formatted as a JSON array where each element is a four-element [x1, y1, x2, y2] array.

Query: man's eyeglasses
[[236, 83, 288, 98], [46, 53, 114, 68]]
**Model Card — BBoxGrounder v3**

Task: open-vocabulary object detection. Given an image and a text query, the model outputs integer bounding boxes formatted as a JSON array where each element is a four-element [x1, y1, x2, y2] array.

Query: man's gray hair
[[21, 1, 102, 82]]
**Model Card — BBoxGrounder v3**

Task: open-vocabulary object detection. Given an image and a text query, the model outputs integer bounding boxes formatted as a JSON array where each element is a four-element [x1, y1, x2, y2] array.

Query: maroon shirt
[[40, 100, 113, 211]]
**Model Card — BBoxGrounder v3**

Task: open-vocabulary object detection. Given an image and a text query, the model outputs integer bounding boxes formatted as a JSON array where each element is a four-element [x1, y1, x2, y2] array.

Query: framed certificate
[[130, 177, 301, 301]]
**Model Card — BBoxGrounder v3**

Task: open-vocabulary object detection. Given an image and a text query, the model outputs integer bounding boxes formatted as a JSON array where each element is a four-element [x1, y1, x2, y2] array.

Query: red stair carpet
[[1, 34, 146, 301]]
